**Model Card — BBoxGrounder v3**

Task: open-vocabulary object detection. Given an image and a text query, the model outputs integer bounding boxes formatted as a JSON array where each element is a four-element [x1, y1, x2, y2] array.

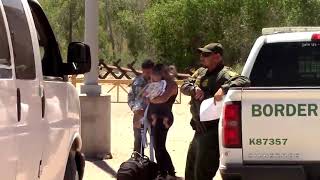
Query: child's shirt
[[143, 80, 167, 100]]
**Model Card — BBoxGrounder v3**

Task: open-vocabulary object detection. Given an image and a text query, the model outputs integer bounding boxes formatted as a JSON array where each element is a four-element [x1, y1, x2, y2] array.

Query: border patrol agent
[[181, 43, 250, 180]]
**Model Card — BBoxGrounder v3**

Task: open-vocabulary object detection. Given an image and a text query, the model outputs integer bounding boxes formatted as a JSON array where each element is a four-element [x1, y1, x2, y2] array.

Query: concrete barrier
[[80, 95, 112, 159]]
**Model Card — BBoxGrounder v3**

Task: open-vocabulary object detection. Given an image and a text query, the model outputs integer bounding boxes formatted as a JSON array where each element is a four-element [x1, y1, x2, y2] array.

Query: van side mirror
[[63, 42, 91, 75]]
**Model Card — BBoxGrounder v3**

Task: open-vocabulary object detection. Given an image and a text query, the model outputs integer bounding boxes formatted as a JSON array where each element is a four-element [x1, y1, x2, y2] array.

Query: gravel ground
[[81, 90, 222, 180]]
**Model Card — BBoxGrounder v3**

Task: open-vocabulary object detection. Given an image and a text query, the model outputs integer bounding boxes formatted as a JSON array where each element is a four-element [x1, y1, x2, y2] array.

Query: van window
[[3, 0, 35, 79], [28, 1, 64, 80], [0, 4, 11, 78], [250, 42, 320, 87]]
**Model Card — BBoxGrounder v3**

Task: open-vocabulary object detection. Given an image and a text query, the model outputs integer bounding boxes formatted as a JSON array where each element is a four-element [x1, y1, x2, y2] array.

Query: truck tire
[[222, 177, 241, 180], [221, 174, 241, 180], [75, 151, 85, 180], [64, 151, 79, 180]]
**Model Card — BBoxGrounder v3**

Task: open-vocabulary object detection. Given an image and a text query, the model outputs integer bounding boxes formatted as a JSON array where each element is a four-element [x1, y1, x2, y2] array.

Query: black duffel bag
[[117, 152, 158, 180]]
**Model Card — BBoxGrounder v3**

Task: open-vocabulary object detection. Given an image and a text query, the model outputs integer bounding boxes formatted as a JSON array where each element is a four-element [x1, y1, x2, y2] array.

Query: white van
[[219, 27, 320, 180], [0, 0, 90, 179]]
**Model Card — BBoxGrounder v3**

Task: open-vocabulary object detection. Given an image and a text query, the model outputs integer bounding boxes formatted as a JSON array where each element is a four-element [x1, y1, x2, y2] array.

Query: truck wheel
[[64, 151, 79, 180]]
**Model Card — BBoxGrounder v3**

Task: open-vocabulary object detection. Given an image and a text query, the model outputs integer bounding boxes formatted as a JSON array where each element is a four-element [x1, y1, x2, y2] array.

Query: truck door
[[27, 1, 72, 179], [2, 0, 45, 179], [0, 1, 18, 180]]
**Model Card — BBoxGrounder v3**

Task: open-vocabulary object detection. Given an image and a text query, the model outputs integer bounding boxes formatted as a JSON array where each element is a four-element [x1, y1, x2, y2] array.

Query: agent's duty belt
[[191, 120, 219, 134]]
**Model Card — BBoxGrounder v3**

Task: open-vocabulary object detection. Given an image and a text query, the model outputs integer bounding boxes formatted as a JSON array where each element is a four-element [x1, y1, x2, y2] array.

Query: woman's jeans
[[152, 118, 175, 175]]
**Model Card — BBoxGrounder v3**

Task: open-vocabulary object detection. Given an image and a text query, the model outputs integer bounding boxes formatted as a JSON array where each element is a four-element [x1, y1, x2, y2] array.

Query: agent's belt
[[191, 120, 219, 134]]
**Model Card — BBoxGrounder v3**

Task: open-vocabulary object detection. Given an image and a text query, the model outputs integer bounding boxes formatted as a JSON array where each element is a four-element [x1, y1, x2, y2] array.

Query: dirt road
[[82, 93, 222, 180]]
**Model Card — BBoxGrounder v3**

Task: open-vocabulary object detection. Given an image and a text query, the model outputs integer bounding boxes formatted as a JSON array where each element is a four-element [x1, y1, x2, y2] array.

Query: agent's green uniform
[[181, 64, 250, 180]]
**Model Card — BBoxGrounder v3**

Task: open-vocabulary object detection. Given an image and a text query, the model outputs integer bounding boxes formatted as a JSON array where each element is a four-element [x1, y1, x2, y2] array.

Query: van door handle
[[17, 88, 21, 122], [41, 91, 45, 118]]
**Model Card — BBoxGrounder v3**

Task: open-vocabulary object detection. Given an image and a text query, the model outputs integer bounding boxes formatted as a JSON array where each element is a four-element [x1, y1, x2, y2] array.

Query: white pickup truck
[[219, 27, 320, 180], [0, 0, 90, 180]]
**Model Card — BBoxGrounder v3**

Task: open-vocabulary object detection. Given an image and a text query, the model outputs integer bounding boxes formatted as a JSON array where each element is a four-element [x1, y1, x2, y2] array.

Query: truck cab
[[219, 27, 320, 180], [0, 0, 90, 179]]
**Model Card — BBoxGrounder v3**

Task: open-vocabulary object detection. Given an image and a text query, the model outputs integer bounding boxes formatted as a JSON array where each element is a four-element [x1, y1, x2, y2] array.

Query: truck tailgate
[[242, 89, 320, 163]]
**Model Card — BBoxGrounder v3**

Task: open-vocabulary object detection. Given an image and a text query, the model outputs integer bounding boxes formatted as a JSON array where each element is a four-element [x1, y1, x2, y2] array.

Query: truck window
[[3, 0, 35, 80], [0, 4, 12, 78], [28, 1, 64, 80], [250, 42, 320, 87]]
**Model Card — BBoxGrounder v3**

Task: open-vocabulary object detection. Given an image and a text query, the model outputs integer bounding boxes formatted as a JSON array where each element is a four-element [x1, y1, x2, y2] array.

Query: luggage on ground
[[116, 152, 158, 180]]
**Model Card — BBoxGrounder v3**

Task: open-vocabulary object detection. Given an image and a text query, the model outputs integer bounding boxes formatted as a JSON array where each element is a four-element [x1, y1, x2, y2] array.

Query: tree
[[39, 0, 84, 60], [145, 0, 320, 71], [39, 0, 320, 71]]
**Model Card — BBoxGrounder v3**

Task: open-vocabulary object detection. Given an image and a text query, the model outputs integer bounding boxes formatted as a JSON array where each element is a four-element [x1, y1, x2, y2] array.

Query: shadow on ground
[[87, 159, 117, 178]]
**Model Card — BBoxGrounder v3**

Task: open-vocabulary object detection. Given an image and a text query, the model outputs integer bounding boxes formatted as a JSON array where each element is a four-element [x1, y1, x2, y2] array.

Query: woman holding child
[[146, 64, 178, 180]]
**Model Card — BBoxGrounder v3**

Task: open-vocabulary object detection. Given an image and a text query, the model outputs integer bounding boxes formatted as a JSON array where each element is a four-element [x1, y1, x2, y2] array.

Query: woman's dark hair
[[152, 63, 164, 74], [153, 63, 173, 81], [141, 59, 155, 69]]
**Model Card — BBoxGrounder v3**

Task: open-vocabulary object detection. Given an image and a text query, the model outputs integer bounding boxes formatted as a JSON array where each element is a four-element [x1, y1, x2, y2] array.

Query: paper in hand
[[199, 97, 223, 121]]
